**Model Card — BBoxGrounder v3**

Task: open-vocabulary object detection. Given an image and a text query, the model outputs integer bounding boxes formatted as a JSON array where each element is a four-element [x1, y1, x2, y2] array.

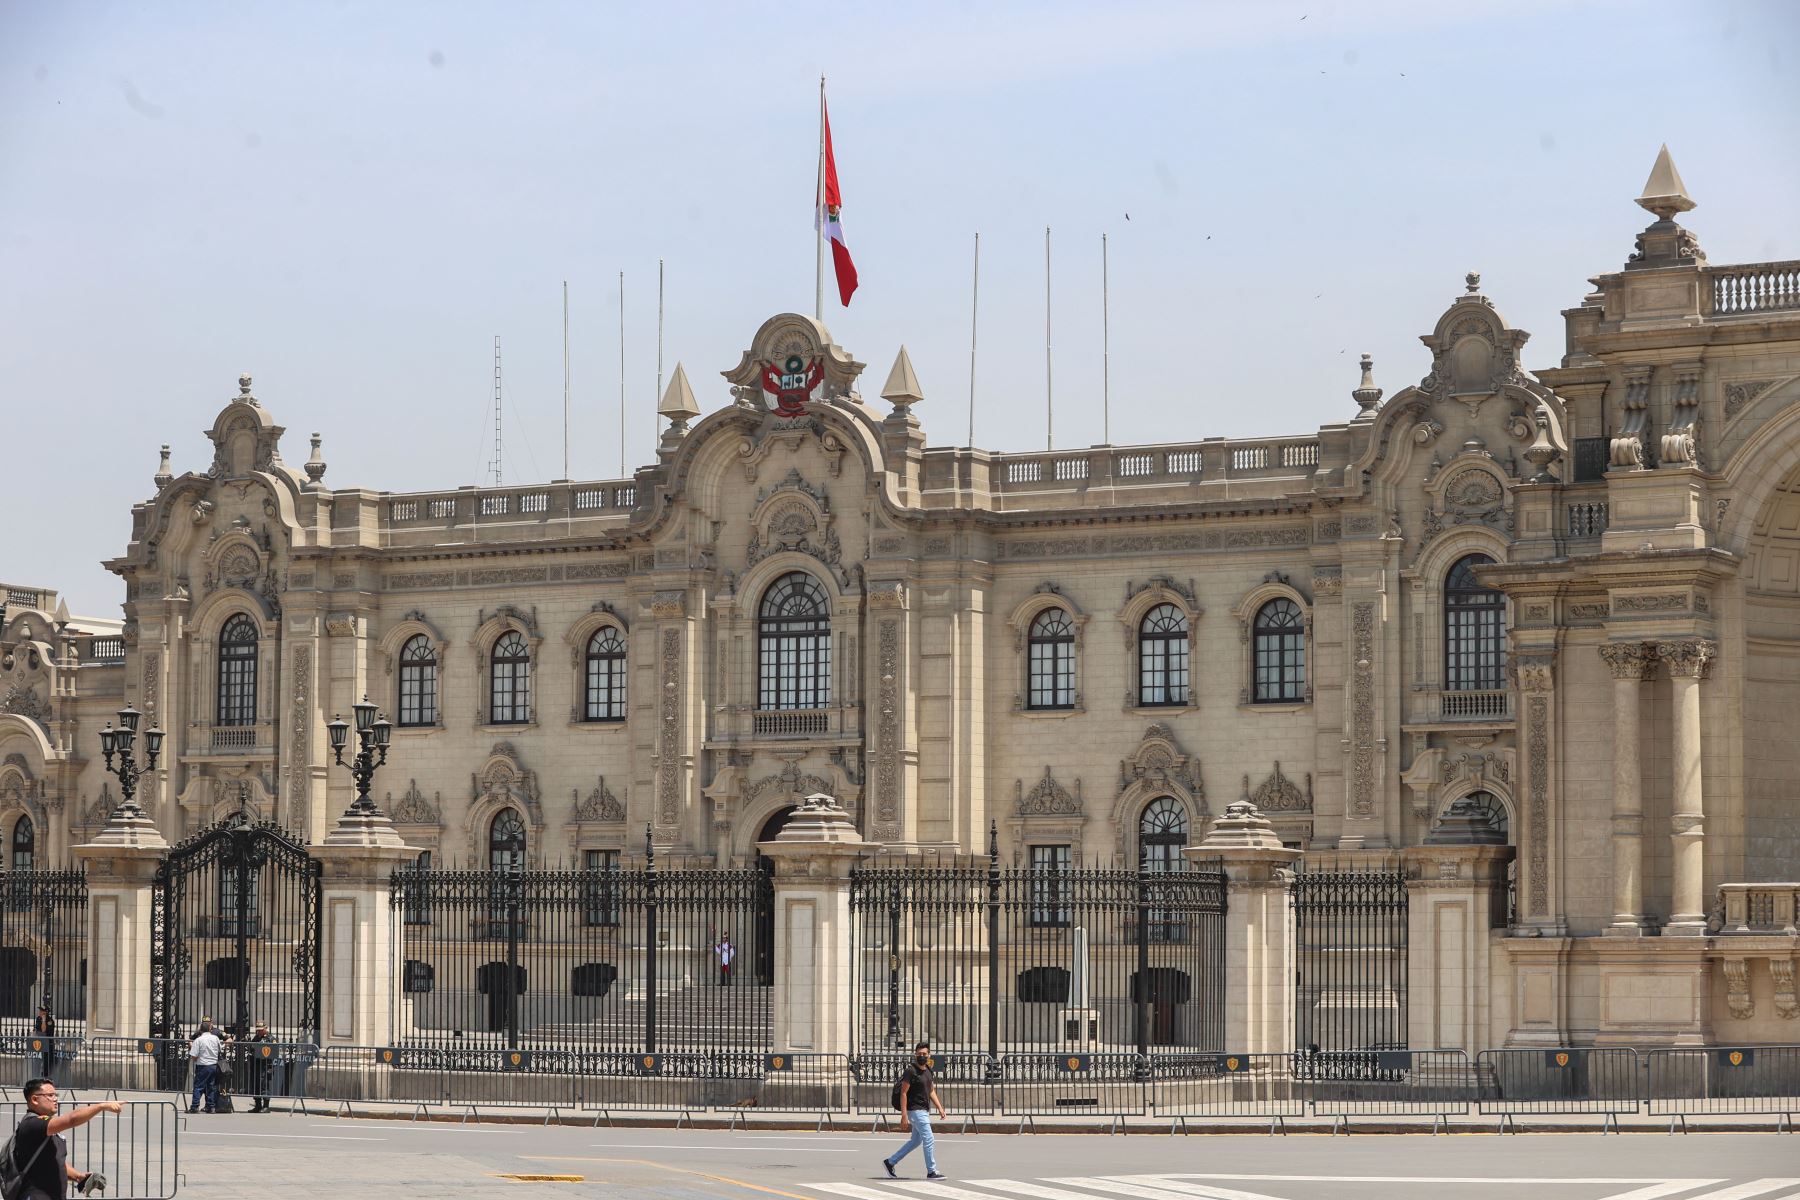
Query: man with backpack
[[6, 1078, 117, 1199], [881, 1041, 947, 1180]]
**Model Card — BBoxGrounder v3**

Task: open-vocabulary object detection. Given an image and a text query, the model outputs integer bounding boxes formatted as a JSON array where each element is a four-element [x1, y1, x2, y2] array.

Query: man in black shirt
[[12, 1078, 119, 1199], [881, 1041, 947, 1180]]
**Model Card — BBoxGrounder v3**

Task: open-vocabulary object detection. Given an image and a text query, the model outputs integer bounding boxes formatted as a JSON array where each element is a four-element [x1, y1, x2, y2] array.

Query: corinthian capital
[[1514, 652, 1556, 694], [1657, 639, 1717, 679], [1597, 641, 1656, 681]]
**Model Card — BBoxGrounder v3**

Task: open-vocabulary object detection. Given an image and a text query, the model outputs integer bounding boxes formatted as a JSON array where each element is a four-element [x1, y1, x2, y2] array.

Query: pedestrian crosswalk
[[803, 1174, 1800, 1200]]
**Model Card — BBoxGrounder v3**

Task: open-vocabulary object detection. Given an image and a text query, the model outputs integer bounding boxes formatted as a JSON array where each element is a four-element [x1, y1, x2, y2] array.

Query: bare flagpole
[[618, 271, 626, 477], [968, 232, 980, 448], [815, 75, 826, 322], [1102, 234, 1110, 447], [656, 258, 665, 420], [1045, 225, 1054, 451], [562, 280, 570, 481]]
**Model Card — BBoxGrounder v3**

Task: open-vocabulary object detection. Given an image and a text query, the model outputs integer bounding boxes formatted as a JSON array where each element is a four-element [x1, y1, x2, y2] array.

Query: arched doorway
[[752, 807, 795, 987]]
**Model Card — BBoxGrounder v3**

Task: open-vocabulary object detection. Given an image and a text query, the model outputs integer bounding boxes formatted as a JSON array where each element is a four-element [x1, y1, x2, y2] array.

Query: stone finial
[[154, 444, 173, 488], [304, 432, 327, 484], [1464, 271, 1482, 295], [1351, 353, 1383, 418], [658, 362, 700, 432], [235, 373, 259, 407], [1524, 406, 1560, 482], [1636, 143, 1695, 221], [880, 345, 924, 414], [1196, 799, 1287, 852]]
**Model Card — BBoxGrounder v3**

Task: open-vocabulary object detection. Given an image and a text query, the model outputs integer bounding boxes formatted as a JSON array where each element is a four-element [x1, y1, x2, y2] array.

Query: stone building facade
[[3, 150, 1797, 1048]]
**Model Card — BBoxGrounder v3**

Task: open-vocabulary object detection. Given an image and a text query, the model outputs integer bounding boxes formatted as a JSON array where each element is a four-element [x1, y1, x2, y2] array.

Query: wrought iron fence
[[1293, 858, 1408, 1072], [388, 844, 773, 1061], [848, 833, 1226, 1071], [0, 869, 88, 1040]]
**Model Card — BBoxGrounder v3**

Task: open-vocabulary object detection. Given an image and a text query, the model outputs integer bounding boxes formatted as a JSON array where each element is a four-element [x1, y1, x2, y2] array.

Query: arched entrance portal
[[752, 807, 795, 987]]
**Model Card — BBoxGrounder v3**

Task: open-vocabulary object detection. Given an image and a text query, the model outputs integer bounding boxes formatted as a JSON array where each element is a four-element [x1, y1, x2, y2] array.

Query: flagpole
[[618, 271, 626, 477], [656, 258, 665, 421], [1102, 234, 1110, 447], [562, 280, 570, 482], [968, 231, 980, 448], [815, 75, 826, 322], [1045, 225, 1054, 451]]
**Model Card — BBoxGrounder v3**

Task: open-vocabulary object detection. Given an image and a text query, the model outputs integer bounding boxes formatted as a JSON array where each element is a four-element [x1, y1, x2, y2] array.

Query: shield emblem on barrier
[[29, 1039, 42, 1053], [1225, 1056, 1241, 1072], [1728, 1050, 1745, 1067], [770, 1055, 786, 1071], [378, 1048, 395, 1065], [509, 1052, 523, 1067], [261, 1045, 273, 1059], [140, 1041, 157, 1055], [1554, 1052, 1570, 1068]]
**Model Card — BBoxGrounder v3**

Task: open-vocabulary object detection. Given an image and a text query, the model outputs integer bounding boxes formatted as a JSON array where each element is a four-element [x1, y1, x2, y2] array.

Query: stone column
[[312, 808, 416, 1046], [1186, 801, 1300, 1055], [1598, 641, 1655, 936], [1660, 639, 1716, 935], [1513, 650, 1561, 932], [757, 793, 871, 1056], [73, 807, 170, 1040], [1401, 810, 1513, 1056]]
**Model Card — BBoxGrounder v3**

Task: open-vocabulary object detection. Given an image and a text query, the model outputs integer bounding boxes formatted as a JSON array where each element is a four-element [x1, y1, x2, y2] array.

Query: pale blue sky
[[4, 0, 1797, 617]]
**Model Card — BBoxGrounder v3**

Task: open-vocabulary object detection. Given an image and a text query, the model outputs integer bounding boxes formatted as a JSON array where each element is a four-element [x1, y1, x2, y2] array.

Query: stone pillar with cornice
[[1402, 810, 1513, 1055], [1660, 638, 1716, 935], [313, 805, 417, 1046], [864, 580, 912, 846], [757, 792, 870, 1057], [1512, 648, 1561, 933], [1598, 641, 1656, 936], [649, 588, 702, 851], [1186, 801, 1300, 1055], [75, 808, 171, 1040]]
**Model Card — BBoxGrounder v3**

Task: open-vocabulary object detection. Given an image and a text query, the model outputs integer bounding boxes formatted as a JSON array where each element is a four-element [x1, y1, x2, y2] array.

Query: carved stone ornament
[[1515, 653, 1556, 694], [721, 311, 867, 414], [1117, 724, 1202, 800], [1723, 377, 1787, 419], [745, 759, 834, 808], [570, 774, 626, 824], [744, 469, 847, 586], [471, 741, 543, 825], [1247, 761, 1310, 812], [388, 779, 442, 826], [1598, 641, 1657, 680], [1658, 639, 1716, 679], [1016, 767, 1082, 816], [0, 684, 49, 731], [1724, 958, 1754, 1020], [1773, 959, 1799, 1020]]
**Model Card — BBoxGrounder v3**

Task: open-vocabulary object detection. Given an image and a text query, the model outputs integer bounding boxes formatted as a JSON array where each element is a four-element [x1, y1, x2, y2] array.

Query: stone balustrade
[[1717, 882, 1800, 935], [1708, 260, 1800, 316]]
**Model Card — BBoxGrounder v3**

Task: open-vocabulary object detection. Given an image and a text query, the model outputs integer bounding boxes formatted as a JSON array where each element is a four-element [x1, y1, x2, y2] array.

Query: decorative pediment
[[744, 759, 835, 808], [570, 774, 626, 825], [1423, 458, 1513, 538], [0, 683, 49, 732], [745, 469, 846, 584], [1245, 761, 1311, 812], [1017, 766, 1082, 816], [1414, 276, 1533, 416], [471, 741, 541, 822], [204, 375, 289, 479], [388, 779, 442, 827], [721, 312, 866, 417], [1117, 724, 1201, 799]]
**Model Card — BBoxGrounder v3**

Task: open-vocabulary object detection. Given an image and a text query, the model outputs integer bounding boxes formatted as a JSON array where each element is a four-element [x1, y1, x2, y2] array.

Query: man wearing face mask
[[881, 1042, 947, 1180]]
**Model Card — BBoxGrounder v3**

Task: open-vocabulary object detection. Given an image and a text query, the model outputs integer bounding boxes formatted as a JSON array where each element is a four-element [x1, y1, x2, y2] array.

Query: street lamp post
[[325, 695, 393, 819], [99, 703, 165, 822]]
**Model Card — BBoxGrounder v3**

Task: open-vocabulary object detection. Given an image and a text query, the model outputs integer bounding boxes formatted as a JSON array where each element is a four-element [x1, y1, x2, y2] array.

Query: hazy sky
[[4, 0, 1797, 618]]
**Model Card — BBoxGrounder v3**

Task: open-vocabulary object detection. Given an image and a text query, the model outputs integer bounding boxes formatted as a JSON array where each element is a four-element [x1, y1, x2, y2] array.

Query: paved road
[[169, 1115, 1799, 1198]]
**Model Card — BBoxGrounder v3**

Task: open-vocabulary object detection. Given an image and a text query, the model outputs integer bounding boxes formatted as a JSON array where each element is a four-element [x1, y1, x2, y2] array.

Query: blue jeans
[[191, 1063, 218, 1112], [888, 1108, 936, 1175]]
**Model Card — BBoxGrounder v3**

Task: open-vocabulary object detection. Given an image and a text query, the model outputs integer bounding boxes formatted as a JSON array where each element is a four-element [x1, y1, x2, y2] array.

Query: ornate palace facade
[[3, 151, 1797, 1047]]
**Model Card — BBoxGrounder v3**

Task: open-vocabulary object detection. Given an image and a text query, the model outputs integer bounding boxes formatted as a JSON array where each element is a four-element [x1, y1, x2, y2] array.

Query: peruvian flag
[[817, 96, 859, 306]]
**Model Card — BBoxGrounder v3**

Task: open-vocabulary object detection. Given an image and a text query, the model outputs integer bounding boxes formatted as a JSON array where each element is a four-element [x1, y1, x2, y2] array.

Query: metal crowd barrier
[[1475, 1048, 1641, 1131], [1, 1033, 83, 1086], [851, 1050, 994, 1131], [997, 1052, 1148, 1132], [1303, 1049, 1476, 1132], [1147, 1052, 1307, 1133], [0, 1100, 179, 1200], [1646, 1046, 1800, 1132]]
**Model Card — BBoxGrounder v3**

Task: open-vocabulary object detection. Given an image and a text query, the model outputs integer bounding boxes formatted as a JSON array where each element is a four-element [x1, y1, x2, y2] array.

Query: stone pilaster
[[1598, 641, 1656, 936], [1513, 649, 1561, 932], [1186, 801, 1300, 1055], [1660, 638, 1716, 935], [312, 807, 415, 1046], [74, 809, 170, 1040], [1401, 839, 1513, 1055], [757, 793, 870, 1056]]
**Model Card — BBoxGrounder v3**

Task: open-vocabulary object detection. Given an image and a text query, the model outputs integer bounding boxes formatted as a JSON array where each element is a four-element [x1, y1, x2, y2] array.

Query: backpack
[[1, 1124, 53, 1200], [890, 1074, 905, 1112]]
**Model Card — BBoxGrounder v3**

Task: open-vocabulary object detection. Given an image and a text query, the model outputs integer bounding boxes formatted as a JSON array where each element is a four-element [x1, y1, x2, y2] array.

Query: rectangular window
[[1253, 631, 1306, 703], [399, 663, 438, 727], [1028, 844, 1071, 927], [583, 849, 620, 927], [1028, 643, 1075, 709]]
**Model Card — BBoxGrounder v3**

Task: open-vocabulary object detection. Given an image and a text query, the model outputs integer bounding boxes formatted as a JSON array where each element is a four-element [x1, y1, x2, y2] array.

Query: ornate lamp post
[[325, 695, 392, 819], [99, 703, 165, 822]]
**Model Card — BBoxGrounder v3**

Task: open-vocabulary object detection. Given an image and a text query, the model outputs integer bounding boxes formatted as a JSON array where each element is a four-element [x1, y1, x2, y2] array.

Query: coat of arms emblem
[[761, 354, 824, 417]]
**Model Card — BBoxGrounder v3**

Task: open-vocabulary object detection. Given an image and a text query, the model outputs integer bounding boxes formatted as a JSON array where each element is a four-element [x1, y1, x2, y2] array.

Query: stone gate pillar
[[1187, 801, 1300, 1055], [757, 793, 870, 1057], [1401, 806, 1513, 1055], [74, 807, 169, 1040], [312, 808, 416, 1047]]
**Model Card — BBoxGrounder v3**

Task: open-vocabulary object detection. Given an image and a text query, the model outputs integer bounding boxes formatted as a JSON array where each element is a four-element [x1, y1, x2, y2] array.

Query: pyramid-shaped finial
[[1637, 144, 1695, 220], [658, 362, 700, 430], [880, 345, 923, 413]]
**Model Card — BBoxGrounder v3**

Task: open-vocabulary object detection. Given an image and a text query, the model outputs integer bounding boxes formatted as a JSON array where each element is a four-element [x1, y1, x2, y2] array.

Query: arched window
[[1138, 796, 1187, 872], [1027, 609, 1076, 710], [758, 572, 831, 711], [489, 809, 526, 872], [489, 630, 531, 725], [1137, 604, 1189, 707], [216, 613, 259, 726], [398, 634, 439, 727], [1445, 554, 1506, 692], [1252, 598, 1305, 704], [11, 815, 34, 872], [584, 627, 627, 722]]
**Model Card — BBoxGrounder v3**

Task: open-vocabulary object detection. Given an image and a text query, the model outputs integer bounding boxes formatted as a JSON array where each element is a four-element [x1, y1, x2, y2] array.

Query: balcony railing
[[86, 636, 126, 662], [1717, 882, 1799, 935], [1440, 690, 1510, 721], [1709, 261, 1800, 316], [1567, 501, 1610, 538], [752, 709, 832, 736]]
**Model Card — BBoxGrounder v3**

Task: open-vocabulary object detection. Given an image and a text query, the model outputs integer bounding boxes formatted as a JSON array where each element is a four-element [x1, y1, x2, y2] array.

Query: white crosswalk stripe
[[1672, 1184, 1800, 1200], [1048, 1177, 1286, 1200], [1591, 1184, 1727, 1200], [1081, 1178, 1298, 1200], [804, 1175, 1800, 1200]]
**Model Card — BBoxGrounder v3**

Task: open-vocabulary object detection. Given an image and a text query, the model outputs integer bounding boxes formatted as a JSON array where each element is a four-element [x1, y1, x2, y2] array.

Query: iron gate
[[150, 816, 321, 1047], [848, 830, 1227, 1071], [1292, 858, 1408, 1077], [0, 869, 87, 1041], [389, 845, 774, 1067]]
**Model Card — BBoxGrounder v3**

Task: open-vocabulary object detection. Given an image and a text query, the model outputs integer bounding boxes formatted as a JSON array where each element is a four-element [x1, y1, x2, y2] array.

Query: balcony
[[188, 722, 275, 758], [1717, 883, 1799, 935], [752, 709, 832, 737], [1440, 690, 1510, 721]]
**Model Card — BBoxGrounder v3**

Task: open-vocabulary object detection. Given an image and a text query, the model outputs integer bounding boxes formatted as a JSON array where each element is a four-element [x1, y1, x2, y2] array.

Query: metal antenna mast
[[491, 334, 504, 486]]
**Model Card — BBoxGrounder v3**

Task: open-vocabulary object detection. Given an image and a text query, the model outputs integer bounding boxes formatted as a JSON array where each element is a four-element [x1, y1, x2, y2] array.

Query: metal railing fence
[[1147, 1052, 1308, 1125], [1475, 1048, 1640, 1122], [0, 1100, 179, 1200], [1646, 1046, 1800, 1129]]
